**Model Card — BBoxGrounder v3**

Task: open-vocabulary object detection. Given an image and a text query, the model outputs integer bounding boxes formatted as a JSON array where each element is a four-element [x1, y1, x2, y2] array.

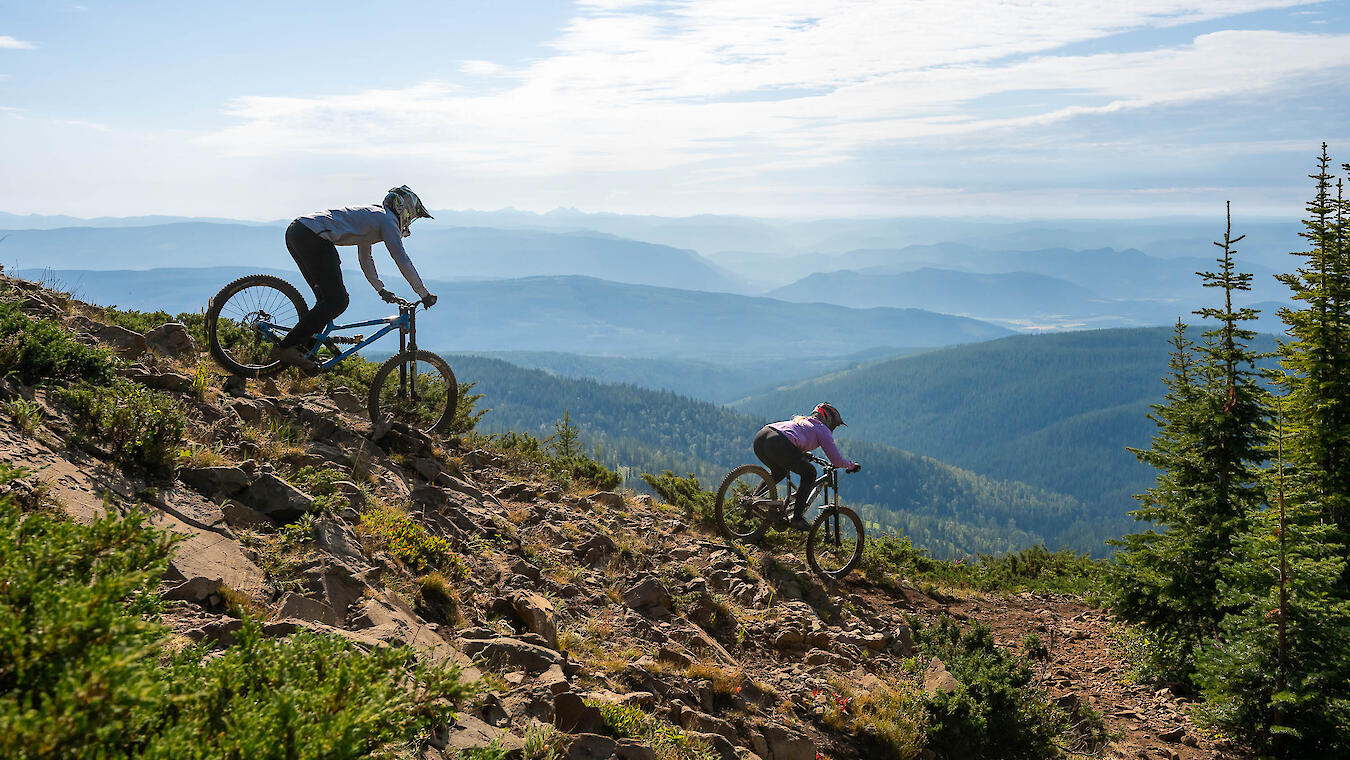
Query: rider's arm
[[816, 425, 856, 470], [357, 243, 388, 292], [379, 217, 431, 300]]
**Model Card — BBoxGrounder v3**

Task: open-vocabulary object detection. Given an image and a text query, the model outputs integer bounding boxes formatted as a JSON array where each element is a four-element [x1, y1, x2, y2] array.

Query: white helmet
[[382, 185, 433, 237]]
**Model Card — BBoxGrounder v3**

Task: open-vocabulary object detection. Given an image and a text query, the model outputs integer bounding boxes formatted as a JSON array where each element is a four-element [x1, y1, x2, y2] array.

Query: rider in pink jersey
[[753, 402, 860, 531]]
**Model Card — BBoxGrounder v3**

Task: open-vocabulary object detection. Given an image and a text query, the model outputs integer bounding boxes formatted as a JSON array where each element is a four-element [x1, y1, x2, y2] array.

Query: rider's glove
[[421, 293, 438, 309], [378, 288, 398, 304], [846, 464, 862, 473]]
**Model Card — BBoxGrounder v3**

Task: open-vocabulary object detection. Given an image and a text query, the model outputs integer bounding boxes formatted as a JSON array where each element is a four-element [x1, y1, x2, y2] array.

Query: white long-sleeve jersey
[[296, 205, 430, 299]]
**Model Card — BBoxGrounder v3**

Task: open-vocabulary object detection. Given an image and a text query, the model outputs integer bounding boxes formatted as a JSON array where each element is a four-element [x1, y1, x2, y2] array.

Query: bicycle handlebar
[[806, 453, 862, 473]]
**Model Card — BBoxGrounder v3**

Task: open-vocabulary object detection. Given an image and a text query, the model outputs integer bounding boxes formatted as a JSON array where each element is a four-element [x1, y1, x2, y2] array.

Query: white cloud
[[460, 60, 505, 75], [197, 1, 1347, 185], [0, 35, 36, 49]]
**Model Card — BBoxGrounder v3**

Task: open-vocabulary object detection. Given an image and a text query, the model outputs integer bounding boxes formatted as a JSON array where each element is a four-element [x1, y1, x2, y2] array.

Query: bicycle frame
[[789, 459, 840, 515], [255, 305, 416, 371]]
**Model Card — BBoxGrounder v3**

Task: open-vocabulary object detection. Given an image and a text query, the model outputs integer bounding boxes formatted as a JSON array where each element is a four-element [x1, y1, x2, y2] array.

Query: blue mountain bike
[[205, 274, 457, 434]]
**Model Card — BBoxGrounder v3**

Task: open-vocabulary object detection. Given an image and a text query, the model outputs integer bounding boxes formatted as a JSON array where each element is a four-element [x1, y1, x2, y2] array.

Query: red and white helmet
[[813, 402, 846, 429]]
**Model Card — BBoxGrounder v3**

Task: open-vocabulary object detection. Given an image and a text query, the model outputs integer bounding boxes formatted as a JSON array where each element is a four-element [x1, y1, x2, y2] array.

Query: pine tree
[[1112, 207, 1269, 681], [1198, 398, 1350, 757], [1112, 320, 1210, 675], [1274, 144, 1350, 538]]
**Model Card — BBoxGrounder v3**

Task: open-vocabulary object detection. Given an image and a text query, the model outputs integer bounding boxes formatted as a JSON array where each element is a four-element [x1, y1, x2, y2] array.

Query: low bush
[[59, 377, 186, 473], [590, 702, 716, 760], [0, 301, 115, 386], [640, 471, 715, 526], [912, 616, 1107, 759], [861, 535, 1107, 597], [0, 473, 473, 760], [357, 503, 464, 575]]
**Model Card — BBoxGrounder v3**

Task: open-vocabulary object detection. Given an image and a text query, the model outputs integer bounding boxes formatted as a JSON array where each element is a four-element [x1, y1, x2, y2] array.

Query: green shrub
[[59, 377, 186, 473], [289, 465, 353, 513], [357, 503, 464, 574], [148, 621, 471, 759], [640, 471, 714, 525], [0, 471, 473, 760], [860, 536, 1106, 597], [0, 483, 177, 758], [0, 301, 115, 386], [590, 702, 716, 760], [913, 616, 1107, 759], [551, 454, 621, 490]]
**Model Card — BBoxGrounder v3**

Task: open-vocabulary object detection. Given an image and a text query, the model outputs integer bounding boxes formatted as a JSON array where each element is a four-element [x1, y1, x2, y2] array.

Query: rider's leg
[[278, 220, 350, 351], [752, 426, 791, 486], [786, 455, 816, 525], [754, 427, 816, 527]]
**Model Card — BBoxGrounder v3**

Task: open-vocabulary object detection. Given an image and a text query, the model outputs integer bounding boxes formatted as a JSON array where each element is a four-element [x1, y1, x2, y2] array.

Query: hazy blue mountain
[[22, 267, 1010, 360], [765, 264, 1292, 331], [5, 209, 1301, 266], [719, 243, 1289, 305], [0, 222, 741, 292], [459, 347, 926, 404], [769, 267, 1099, 313], [731, 326, 1283, 539], [444, 354, 1092, 557]]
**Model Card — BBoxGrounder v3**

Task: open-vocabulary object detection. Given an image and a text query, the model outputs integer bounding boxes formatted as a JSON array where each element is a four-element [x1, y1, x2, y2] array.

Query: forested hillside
[[448, 355, 1090, 556], [733, 326, 1281, 542]]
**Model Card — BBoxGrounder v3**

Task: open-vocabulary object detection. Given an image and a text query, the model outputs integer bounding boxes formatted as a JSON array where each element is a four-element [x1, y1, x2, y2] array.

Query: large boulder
[[91, 323, 147, 359], [144, 322, 198, 357], [510, 590, 558, 649], [179, 466, 251, 499], [623, 576, 673, 618], [240, 473, 314, 523], [460, 636, 565, 673]]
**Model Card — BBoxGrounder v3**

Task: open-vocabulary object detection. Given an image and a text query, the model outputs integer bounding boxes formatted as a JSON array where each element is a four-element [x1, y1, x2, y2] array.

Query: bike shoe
[[269, 345, 319, 374], [788, 515, 811, 532]]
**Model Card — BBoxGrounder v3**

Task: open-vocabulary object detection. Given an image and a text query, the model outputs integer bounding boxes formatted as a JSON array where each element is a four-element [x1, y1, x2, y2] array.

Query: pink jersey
[[768, 417, 855, 469]]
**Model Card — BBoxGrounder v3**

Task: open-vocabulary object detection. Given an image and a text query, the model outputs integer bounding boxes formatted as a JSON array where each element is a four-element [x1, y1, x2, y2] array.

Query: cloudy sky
[[1, 1, 1348, 219]]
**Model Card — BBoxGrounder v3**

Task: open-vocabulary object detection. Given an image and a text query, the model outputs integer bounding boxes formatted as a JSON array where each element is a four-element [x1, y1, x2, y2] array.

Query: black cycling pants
[[279, 220, 350, 350], [753, 426, 816, 518]]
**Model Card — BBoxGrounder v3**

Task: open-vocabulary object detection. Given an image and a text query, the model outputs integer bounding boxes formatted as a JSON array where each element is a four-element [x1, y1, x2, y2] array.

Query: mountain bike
[[714, 453, 866, 580], [205, 274, 457, 434]]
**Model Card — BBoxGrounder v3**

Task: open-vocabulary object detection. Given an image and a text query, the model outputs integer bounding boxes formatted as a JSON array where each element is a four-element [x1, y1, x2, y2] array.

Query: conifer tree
[[1112, 207, 1269, 681], [1198, 398, 1350, 757], [1193, 146, 1350, 756], [1274, 144, 1350, 538]]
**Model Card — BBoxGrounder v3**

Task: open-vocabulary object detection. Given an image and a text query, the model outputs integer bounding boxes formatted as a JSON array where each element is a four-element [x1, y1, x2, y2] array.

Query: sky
[[2, 0, 1349, 220]]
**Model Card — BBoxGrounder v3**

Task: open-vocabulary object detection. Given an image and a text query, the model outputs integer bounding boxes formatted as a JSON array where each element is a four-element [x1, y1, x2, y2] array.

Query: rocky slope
[[0, 275, 1245, 760]]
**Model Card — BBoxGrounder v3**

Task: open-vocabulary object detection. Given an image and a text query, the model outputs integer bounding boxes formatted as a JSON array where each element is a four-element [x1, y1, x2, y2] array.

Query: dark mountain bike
[[205, 274, 457, 435], [715, 453, 866, 580]]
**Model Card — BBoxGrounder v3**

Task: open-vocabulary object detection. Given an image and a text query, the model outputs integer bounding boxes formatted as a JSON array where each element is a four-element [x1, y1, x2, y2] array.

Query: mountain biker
[[270, 185, 438, 371], [754, 402, 861, 531]]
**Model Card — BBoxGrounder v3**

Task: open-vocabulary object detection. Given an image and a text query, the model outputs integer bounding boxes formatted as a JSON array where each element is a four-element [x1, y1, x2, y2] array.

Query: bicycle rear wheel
[[368, 349, 457, 435], [206, 274, 308, 378], [714, 464, 775, 542], [807, 506, 865, 580]]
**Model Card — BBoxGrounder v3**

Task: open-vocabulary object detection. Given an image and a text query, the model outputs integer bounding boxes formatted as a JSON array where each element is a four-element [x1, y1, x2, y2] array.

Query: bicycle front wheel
[[368, 350, 458, 435], [807, 507, 865, 580], [206, 274, 308, 378], [714, 464, 775, 542]]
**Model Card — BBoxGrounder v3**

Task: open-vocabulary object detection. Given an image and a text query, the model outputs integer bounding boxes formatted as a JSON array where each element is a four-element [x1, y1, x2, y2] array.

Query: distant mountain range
[[766, 263, 1291, 332], [1, 222, 740, 293], [3, 209, 1301, 263], [22, 267, 1011, 360], [731, 326, 1282, 543]]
